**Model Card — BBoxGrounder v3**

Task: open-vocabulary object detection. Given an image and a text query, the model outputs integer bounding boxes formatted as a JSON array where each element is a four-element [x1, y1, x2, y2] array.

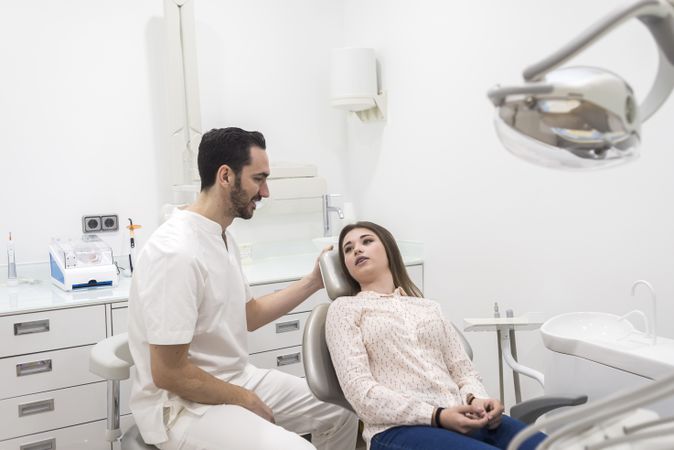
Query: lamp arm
[[523, 0, 674, 121], [524, 0, 672, 81]]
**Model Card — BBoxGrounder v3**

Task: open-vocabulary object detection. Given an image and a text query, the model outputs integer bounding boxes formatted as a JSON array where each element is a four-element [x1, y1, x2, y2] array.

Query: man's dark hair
[[198, 127, 266, 191]]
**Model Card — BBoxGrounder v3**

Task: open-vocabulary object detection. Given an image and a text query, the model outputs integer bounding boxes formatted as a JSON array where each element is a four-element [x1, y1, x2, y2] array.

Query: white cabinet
[[0, 260, 423, 447], [247, 283, 329, 377], [0, 304, 119, 448]]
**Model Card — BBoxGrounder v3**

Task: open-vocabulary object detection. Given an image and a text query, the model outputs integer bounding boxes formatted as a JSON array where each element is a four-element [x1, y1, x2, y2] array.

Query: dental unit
[[486, 0, 674, 448]]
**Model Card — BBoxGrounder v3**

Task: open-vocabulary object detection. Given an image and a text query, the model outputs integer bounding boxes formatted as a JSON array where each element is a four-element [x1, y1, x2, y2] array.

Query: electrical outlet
[[82, 216, 101, 233], [101, 215, 119, 231], [82, 214, 118, 233]]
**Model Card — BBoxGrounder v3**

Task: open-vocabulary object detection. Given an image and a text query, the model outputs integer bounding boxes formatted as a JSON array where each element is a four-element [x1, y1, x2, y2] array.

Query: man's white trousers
[[156, 367, 358, 450]]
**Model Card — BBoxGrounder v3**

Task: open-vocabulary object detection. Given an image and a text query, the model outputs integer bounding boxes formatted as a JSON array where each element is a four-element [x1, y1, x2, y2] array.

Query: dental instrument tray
[[49, 236, 119, 291]]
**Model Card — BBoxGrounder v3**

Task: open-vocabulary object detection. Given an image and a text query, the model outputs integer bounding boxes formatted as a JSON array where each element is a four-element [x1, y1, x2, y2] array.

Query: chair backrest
[[90, 332, 134, 381], [318, 247, 355, 300], [317, 248, 473, 359], [302, 249, 474, 411], [302, 303, 355, 412]]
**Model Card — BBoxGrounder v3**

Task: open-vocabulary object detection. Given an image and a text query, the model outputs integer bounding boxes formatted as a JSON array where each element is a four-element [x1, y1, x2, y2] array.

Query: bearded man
[[127, 127, 357, 450]]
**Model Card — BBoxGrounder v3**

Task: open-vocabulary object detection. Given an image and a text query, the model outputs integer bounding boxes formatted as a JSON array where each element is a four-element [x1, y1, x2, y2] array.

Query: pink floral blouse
[[325, 290, 489, 448]]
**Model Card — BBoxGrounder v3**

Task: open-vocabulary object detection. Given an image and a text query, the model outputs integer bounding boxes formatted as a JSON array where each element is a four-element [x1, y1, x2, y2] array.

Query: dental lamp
[[488, 0, 674, 170]]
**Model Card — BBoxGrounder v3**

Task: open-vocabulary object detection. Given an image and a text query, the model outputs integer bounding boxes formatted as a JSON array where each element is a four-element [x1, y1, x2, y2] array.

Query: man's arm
[[245, 249, 327, 332], [150, 343, 274, 422]]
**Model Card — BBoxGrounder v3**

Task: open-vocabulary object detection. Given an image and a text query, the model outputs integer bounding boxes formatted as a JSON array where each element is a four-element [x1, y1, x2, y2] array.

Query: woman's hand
[[438, 405, 489, 433], [471, 398, 504, 429]]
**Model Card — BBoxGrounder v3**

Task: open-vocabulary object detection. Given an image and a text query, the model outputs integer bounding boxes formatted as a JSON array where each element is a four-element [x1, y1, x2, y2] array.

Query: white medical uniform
[[128, 209, 357, 450]]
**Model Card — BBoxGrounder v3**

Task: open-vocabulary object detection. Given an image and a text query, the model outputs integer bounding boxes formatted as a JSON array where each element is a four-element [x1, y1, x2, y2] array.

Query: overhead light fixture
[[488, 0, 674, 170]]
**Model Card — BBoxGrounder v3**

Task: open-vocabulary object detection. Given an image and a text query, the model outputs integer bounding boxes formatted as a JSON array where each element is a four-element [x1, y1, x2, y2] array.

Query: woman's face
[[341, 227, 390, 283]]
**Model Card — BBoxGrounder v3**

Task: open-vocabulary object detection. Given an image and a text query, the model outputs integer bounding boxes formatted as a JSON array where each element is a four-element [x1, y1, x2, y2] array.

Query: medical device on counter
[[7, 232, 18, 286], [126, 218, 141, 275], [49, 236, 119, 291]]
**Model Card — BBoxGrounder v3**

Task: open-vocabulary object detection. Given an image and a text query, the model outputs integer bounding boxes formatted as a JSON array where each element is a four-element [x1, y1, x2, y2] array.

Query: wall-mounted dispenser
[[330, 47, 386, 122]]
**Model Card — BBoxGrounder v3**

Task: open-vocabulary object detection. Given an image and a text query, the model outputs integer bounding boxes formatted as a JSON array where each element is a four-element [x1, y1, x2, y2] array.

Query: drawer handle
[[14, 319, 50, 336], [276, 320, 300, 334], [16, 359, 53, 377], [20, 438, 56, 450], [276, 352, 301, 367], [18, 399, 54, 417]]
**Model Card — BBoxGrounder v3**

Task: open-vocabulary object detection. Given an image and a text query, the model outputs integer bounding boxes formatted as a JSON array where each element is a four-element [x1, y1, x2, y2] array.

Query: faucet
[[322, 194, 344, 237], [631, 279, 657, 345]]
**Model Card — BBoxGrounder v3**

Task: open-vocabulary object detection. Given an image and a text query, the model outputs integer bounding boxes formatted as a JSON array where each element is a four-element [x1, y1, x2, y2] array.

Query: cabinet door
[[249, 281, 329, 314], [0, 306, 106, 358], [248, 311, 310, 354], [0, 345, 98, 400], [0, 418, 112, 450], [111, 306, 128, 336], [0, 382, 106, 441], [248, 346, 304, 378]]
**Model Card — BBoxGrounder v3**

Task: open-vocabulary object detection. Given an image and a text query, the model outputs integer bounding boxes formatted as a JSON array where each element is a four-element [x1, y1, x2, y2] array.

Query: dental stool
[[303, 248, 587, 424], [90, 333, 156, 449]]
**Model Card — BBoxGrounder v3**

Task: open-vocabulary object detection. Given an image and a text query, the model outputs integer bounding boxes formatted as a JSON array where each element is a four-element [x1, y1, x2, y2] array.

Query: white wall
[[2, 0, 672, 411], [1, 1, 165, 262], [342, 0, 674, 406], [1, 0, 347, 263]]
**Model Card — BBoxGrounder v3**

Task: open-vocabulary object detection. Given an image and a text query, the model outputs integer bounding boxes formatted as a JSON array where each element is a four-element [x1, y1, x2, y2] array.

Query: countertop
[[0, 240, 423, 316]]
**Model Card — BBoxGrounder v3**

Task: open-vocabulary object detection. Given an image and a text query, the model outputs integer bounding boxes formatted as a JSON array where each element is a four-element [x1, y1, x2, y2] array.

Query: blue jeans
[[370, 415, 546, 450]]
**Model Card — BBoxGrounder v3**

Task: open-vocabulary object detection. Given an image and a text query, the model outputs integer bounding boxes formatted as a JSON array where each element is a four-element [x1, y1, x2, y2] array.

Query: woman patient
[[325, 221, 546, 450]]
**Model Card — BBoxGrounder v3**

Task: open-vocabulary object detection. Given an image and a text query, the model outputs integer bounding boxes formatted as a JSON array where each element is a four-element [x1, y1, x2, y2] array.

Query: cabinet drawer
[[0, 306, 106, 358], [248, 311, 310, 355], [291, 292, 329, 315], [249, 345, 304, 378], [0, 346, 98, 400], [249, 281, 329, 314], [0, 417, 111, 450], [0, 382, 106, 441], [111, 307, 128, 336]]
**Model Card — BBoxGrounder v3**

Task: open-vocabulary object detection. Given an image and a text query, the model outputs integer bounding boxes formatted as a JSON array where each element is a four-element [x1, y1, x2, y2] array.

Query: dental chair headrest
[[319, 247, 355, 300]]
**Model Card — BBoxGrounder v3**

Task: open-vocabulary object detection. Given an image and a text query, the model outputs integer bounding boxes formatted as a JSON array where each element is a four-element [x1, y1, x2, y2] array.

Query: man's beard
[[230, 178, 258, 220]]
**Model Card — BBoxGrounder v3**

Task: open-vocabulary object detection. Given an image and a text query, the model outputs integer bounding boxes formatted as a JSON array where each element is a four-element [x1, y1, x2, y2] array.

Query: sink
[[542, 312, 634, 342], [541, 312, 674, 379]]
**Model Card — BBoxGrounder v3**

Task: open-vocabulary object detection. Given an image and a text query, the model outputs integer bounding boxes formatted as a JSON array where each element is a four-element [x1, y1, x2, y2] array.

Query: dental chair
[[302, 248, 587, 424], [89, 333, 156, 449]]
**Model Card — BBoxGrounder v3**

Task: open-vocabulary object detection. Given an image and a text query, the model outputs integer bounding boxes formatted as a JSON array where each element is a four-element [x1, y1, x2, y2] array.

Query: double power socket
[[82, 214, 119, 233]]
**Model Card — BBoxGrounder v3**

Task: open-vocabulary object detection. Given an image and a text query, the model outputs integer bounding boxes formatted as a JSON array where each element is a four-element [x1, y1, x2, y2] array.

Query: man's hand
[[306, 245, 333, 290], [243, 389, 275, 423], [472, 397, 504, 429], [439, 405, 489, 433]]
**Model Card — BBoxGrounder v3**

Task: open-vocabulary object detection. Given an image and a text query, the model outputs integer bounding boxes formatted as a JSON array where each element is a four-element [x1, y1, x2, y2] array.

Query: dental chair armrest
[[510, 395, 588, 424]]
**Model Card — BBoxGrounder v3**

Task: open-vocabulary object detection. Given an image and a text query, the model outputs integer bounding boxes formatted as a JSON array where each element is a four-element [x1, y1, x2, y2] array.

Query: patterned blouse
[[325, 289, 489, 448]]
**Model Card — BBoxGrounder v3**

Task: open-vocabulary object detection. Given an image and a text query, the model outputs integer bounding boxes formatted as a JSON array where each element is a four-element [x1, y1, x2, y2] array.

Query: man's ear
[[217, 165, 232, 186]]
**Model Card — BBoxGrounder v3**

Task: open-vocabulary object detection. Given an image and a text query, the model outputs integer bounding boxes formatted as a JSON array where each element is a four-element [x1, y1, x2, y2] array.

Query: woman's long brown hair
[[338, 221, 423, 298]]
